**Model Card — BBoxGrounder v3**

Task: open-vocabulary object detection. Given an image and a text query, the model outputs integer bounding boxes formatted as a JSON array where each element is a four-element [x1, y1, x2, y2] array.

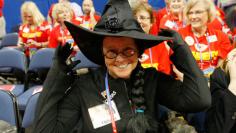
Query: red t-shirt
[[48, 25, 73, 48], [71, 17, 82, 26], [233, 28, 236, 37], [140, 25, 172, 75], [159, 14, 185, 31], [154, 8, 169, 31], [208, 18, 232, 36], [19, 21, 51, 56], [0, 0, 4, 17], [19, 21, 51, 45], [208, 7, 232, 36], [74, 15, 101, 30], [215, 6, 225, 21], [178, 25, 233, 77]]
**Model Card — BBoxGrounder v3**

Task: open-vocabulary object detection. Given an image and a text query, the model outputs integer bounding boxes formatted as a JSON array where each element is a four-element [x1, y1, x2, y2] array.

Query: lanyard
[[105, 72, 118, 133], [193, 32, 212, 68], [60, 26, 70, 44], [216, 16, 225, 26], [148, 48, 153, 67]]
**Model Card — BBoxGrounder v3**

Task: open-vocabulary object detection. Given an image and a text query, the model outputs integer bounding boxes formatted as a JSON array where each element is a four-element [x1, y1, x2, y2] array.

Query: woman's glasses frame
[[103, 48, 138, 59]]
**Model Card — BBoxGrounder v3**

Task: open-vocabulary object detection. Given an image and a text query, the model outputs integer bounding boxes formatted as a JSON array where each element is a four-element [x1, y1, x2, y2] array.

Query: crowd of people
[[17, 0, 100, 59], [0, 0, 236, 132], [13, 0, 236, 62]]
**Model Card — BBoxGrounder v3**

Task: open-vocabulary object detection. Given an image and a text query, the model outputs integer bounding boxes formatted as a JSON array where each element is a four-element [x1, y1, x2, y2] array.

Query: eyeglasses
[[103, 48, 138, 59], [187, 10, 206, 16]]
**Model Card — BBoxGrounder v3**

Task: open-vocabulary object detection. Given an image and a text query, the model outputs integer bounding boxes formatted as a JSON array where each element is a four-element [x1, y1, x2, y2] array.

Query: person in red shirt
[[208, 6, 232, 38], [48, 2, 78, 52], [153, 0, 170, 31], [129, 0, 170, 34], [159, 0, 186, 31], [0, 0, 5, 38], [133, 2, 171, 75], [74, 0, 100, 30], [180, 1, 233, 132], [48, 0, 83, 27], [179, 0, 233, 79], [225, 4, 236, 43], [18, 1, 51, 58]]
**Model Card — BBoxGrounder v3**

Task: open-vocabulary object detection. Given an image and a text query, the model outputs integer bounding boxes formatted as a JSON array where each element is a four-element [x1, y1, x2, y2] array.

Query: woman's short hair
[[132, 2, 155, 24], [21, 1, 45, 26], [184, 0, 216, 24], [52, 2, 74, 22]]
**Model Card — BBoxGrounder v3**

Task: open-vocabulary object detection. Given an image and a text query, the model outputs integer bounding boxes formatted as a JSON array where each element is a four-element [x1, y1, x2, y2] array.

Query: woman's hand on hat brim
[[158, 29, 185, 51]]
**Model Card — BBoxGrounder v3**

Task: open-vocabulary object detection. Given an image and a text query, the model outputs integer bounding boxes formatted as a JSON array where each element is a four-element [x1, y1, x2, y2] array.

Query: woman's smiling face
[[103, 36, 139, 79]]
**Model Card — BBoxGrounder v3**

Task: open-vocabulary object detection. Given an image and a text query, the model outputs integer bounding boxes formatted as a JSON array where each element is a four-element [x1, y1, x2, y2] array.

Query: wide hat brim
[[65, 21, 171, 65]]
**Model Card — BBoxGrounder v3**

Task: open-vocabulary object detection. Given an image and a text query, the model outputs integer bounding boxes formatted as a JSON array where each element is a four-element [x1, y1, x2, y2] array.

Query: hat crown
[[94, 0, 144, 33], [65, 0, 170, 65]]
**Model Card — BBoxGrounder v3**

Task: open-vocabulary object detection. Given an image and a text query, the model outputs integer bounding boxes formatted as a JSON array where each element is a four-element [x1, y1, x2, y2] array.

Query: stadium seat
[[17, 48, 55, 110], [0, 33, 19, 49], [73, 51, 99, 70], [0, 48, 27, 96], [0, 90, 22, 132], [22, 92, 40, 128]]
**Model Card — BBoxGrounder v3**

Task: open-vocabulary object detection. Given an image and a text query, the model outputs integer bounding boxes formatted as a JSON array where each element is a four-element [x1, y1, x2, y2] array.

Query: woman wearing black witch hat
[[33, 0, 211, 132]]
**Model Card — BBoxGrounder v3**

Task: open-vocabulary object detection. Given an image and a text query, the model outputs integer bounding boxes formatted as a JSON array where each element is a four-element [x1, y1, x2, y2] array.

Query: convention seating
[[0, 90, 22, 132], [17, 48, 54, 110], [22, 92, 40, 128], [0, 33, 19, 49], [0, 48, 27, 96], [73, 51, 99, 70]]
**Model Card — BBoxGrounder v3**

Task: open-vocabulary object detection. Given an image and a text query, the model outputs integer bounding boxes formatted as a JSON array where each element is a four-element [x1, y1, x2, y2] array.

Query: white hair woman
[[179, 0, 233, 79], [159, 0, 186, 30], [18, 1, 51, 58]]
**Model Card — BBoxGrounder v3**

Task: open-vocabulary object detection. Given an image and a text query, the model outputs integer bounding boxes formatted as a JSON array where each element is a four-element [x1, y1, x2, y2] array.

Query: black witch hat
[[65, 0, 171, 65]]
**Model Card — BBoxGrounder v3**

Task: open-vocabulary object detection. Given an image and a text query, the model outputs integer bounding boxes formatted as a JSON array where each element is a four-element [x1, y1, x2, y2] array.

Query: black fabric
[[158, 29, 185, 51], [33, 43, 211, 133], [206, 68, 236, 133], [64, 0, 171, 65]]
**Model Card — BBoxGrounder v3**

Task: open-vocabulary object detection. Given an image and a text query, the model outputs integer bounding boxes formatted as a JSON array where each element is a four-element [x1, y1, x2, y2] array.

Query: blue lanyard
[[105, 72, 118, 133]]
